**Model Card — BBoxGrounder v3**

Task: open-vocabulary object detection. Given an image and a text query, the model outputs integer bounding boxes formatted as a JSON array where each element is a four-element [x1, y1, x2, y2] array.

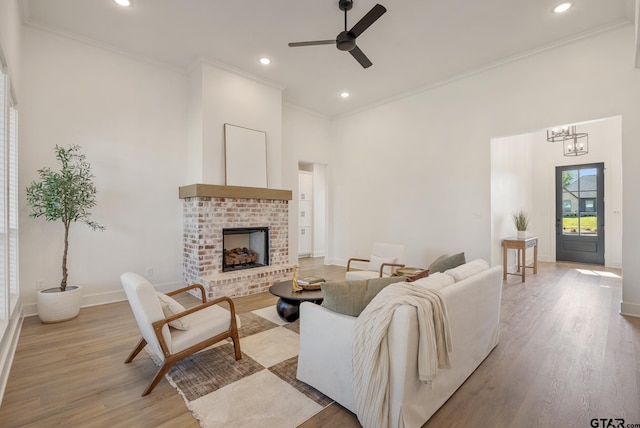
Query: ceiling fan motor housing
[[338, 0, 353, 11], [336, 31, 356, 51]]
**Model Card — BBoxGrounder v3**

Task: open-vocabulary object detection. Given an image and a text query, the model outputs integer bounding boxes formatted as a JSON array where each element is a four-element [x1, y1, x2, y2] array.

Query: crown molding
[[283, 102, 331, 121], [22, 20, 186, 75], [189, 56, 286, 91]]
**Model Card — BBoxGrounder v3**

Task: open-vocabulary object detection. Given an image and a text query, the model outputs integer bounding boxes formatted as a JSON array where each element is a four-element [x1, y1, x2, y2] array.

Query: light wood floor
[[1, 259, 639, 427]]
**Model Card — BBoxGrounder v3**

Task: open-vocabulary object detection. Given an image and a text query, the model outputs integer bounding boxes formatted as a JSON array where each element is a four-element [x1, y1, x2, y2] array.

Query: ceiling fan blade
[[349, 45, 373, 68], [348, 4, 387, 38], [288, 40, 336, 47]]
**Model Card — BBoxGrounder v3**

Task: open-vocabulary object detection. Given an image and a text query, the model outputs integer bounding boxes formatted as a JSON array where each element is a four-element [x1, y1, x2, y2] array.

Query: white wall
[[328, 25, 640, 316], [20, 28, 188, 312], [490, 133, 535, 268], [195, 61, 283, 188], [186, 64, 204, 184], [491, 117, 623, 269]]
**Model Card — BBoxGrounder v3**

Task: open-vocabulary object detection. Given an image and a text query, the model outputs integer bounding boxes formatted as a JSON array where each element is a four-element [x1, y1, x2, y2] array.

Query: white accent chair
[[121, 272, 241, 396], [345, 243, 407, 280]]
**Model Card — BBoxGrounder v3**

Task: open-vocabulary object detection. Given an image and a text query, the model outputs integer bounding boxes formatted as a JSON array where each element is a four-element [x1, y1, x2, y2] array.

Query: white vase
[[37, 285, 83, 323], [517, 230, 527, 239]]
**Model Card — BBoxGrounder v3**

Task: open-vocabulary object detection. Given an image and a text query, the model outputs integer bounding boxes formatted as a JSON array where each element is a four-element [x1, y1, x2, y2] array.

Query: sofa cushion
[[429, 253, 449, 267], [429, 252, 466, 273], [411, 272, 455, 290], [368, 254, 397, 275], [321, 276, 405, 317], [156, 292, 190, 330], [444, 259, 490, 282]]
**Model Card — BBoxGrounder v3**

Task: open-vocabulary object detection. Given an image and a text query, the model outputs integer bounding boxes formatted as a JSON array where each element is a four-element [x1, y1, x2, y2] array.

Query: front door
[[555, 163, 604, 264]]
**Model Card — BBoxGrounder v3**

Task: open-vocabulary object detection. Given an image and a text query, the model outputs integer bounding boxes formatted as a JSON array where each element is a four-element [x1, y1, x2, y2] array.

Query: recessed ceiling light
[[113, 0, 132, 6], [259, 57, 272, 65], [340, 92, 350, 98], [553, 2, 572, 13]]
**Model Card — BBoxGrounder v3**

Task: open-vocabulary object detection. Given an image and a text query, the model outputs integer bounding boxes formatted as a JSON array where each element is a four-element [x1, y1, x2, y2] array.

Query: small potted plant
[[26, 145, 105, 323], [512, 209, 529, 239]]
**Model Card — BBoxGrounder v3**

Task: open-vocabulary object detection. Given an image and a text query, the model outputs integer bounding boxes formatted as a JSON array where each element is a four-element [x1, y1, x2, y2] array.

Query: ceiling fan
[[288, 0, 387, 69]]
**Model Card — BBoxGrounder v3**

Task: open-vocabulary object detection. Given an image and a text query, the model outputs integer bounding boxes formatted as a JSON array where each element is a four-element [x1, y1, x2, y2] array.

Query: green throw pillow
[[428, 252, 466, 273], [321, 276, 405, 317]]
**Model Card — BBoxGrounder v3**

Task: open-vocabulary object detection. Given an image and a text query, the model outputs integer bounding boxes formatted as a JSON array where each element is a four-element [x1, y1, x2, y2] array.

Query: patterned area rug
[[152, 306, 333, 428]]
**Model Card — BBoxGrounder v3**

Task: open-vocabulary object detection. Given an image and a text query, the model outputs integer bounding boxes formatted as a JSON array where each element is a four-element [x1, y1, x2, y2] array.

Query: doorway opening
[[297, 162, 327, 259], [489, 115, 621, 269]]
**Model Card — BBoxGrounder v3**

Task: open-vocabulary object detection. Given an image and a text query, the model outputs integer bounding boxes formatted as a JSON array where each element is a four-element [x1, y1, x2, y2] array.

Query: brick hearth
[[180, 184, 293, 299]]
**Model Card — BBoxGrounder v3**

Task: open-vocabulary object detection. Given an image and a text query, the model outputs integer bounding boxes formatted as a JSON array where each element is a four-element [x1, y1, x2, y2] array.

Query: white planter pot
[[37, 285, 83, 323], [517, 230, 527, 239]]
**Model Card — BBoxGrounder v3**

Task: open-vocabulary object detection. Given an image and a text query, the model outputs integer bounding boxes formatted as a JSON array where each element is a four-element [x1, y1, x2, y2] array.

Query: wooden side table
[[392, 267, 427, 277], [502, 237, 538, 282]]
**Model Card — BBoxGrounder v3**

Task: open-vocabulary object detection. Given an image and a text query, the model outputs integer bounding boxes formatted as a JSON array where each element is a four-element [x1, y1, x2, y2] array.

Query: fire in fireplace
[[222, 227, 270, 272]]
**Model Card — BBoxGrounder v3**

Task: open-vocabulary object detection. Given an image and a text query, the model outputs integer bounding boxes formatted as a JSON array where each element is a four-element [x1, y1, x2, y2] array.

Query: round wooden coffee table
[[269, 281, 324, 322]]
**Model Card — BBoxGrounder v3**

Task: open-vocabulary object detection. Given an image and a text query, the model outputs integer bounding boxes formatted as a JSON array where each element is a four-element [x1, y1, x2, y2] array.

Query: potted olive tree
[[26, 145, 105, 323], [512, 209, 530, 239]]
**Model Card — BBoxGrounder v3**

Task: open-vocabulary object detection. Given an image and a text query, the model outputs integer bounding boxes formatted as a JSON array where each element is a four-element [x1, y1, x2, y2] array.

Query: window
[[0, 68, 5, 320], [0, 63, 19, 324], [8, 101, 18, 299], [582, 199, 595, 213]]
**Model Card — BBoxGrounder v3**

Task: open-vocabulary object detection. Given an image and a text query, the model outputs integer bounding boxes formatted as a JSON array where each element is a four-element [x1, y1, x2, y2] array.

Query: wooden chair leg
[[142, 359, 176, 396], [231, 331, 242, 360], [125, 338, 147, 364]]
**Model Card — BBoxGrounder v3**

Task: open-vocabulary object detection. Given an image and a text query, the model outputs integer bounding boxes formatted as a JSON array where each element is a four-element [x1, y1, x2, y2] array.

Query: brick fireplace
[[180, 184, 293, 299]]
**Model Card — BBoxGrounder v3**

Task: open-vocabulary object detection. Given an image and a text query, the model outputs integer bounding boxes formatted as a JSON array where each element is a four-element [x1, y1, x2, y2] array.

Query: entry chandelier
[[546, 125, 589, 157]]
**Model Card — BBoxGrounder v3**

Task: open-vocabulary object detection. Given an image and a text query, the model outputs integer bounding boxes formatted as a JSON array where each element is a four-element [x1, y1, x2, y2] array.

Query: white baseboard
[[620, 300, 640, 318], [0, 302, 23, 406], [328, 258, 348, 267], [23, 281, 184, 318]]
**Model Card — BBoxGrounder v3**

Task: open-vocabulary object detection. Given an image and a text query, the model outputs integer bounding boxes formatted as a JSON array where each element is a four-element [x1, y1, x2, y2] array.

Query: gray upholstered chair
[[121, 272, 241, 396], [345, 243, 406, 280]]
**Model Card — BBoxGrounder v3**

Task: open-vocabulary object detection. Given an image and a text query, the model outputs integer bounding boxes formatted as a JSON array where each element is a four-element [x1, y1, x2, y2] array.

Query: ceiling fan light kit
[[288, 0, 387, 68]]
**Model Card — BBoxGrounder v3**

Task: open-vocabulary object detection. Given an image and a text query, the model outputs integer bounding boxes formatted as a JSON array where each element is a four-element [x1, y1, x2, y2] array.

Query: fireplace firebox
[[222, 227, 270, 272]]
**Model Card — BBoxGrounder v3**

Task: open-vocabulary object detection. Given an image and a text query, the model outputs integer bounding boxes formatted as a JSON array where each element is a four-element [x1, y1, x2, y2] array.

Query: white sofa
[[297, 262, 503, 428]]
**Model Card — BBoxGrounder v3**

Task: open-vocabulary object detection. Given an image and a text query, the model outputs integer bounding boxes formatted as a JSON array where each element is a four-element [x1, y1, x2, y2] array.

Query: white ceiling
[[21, 0, 637, 117]]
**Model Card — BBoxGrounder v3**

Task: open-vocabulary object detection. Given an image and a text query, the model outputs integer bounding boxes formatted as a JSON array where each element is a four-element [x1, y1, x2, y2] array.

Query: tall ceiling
[[21, 0, 636, 117]]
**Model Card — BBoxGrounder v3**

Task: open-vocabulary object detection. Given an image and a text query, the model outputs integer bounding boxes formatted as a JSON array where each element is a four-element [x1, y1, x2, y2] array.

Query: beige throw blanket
[[352, 282, 452, 428]]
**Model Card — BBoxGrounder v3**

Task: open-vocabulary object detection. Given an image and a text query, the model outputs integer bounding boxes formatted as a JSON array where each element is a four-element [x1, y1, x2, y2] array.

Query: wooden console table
[[502, 237, 538, 282]]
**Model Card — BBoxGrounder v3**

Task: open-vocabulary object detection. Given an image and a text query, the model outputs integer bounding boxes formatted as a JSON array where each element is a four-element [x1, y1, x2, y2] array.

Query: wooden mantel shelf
[[179, 184, 292, 201]]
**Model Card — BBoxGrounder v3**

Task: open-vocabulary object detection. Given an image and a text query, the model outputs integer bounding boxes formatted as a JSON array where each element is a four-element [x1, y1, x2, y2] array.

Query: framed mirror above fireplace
[[224, 123, 268, 188]]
